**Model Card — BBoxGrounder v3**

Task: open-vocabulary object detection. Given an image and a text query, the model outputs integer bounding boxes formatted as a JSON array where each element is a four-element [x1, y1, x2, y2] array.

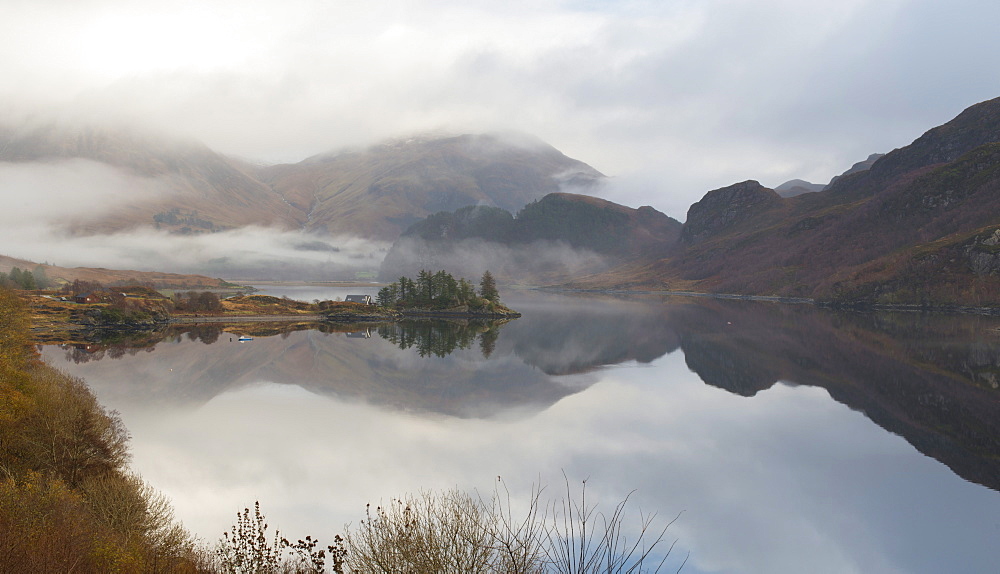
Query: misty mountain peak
[[262, 132, 606, 240]]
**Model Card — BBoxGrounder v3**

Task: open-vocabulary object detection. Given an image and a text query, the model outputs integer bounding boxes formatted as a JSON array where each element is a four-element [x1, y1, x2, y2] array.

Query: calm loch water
[[41, 290, 1000, 574]]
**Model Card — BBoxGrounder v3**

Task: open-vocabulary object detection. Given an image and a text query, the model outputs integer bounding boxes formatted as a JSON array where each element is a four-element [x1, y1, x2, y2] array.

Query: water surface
[[41, 291, 1000, 574]]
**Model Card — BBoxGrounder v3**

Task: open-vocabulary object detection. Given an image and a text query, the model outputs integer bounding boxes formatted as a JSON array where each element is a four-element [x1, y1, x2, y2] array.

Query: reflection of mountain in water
[[45, 296, 685, 419], [501, 293, 680, 375], [40, 293, 1000, 490], [671, 299, 1000, 492], [47, 322, 566, 419]]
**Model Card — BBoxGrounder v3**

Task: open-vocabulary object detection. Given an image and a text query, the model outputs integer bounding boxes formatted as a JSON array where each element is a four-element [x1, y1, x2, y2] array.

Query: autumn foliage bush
[[0, 287, 200, 573]]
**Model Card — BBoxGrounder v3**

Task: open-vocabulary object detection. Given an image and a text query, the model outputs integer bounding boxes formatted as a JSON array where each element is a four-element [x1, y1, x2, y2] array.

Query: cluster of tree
[[0, 287, 198, 571], [152, 208, 217, 232], [377, 269, 499, 309], [377, 319, 501, 358], [0, 266, 50, 290], [172, 290, 224, 313], [59, 278, 106, 296]]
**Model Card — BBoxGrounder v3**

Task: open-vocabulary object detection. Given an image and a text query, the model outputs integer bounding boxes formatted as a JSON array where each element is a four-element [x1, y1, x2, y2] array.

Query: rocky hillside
[[574, 96, 1000, 308], [679, 181, 781, 245]]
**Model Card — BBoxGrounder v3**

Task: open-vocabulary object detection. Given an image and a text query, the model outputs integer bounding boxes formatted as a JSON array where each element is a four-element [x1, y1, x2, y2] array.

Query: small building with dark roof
[[73, 292, 100, 304]]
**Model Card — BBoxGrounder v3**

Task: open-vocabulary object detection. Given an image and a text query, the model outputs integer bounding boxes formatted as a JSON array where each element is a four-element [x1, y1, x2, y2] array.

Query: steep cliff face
[[679, 180, 781, 245]]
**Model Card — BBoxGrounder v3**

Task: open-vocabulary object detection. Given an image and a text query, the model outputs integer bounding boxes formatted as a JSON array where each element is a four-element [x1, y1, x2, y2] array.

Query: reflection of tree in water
[[377, 320, 502, 358], [479, 328, 498, 358], [184, 324, 222, 344], [63, 342, 156, 364]]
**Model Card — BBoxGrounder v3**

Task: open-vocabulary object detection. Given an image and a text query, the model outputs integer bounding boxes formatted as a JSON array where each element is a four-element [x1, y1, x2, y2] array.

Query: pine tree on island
[[479, 270, 499, 303]]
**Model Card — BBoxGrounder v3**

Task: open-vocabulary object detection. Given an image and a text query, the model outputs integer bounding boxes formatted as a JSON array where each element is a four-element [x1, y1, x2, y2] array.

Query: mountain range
[[0, 125, 601, 241], [589, 95, 1000, 307], [386, 96, 1000, 307], [4, 96, 1000, 305]]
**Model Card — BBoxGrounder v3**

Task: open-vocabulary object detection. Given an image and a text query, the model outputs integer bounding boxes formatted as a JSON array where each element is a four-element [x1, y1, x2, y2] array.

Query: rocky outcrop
[[964, 228, 1000, 276], [679, 180, 781, 245]]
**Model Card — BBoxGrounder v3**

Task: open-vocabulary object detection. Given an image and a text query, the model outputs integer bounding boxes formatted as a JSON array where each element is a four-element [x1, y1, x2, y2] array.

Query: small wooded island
[[26, 270, 519, 341], [374, 270, 517, 317]]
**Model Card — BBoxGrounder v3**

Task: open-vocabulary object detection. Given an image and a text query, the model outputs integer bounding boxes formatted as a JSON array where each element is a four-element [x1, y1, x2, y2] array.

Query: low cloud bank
[[0, 158, 388, 279], [379, 236, 608, 285], [1, 225, 388, 280]]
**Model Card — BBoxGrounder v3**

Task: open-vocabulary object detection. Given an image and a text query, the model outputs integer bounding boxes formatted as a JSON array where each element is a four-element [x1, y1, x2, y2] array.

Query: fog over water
[[40, 291, 1000, 574]]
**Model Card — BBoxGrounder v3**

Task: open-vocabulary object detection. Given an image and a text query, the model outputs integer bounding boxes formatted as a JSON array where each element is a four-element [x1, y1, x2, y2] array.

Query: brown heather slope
[[0, 254, 227, 289], [573, 96, 1000, 307]]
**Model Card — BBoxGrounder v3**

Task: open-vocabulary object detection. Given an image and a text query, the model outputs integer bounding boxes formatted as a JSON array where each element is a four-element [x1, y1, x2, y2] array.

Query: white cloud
[[3, 0, 1000, 223], [0, 159, 387, 278]]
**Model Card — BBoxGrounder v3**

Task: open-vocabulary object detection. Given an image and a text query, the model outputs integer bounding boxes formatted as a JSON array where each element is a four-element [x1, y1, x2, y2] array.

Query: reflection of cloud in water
[[121, 354, 999, 574], [36, 292, 1000, 572]]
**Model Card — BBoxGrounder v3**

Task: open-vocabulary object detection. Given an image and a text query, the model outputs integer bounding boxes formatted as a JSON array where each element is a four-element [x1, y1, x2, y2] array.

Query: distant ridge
[[379, 192, 680, 284], [774, 179, 825, 197], [0, 254, 226, 289]]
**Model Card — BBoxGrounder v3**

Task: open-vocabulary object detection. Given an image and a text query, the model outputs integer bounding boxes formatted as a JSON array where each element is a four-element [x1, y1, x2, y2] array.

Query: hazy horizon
[[4, 0, 1000, 277]]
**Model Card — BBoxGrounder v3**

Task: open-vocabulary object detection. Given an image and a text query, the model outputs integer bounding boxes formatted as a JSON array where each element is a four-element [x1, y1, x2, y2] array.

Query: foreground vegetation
[[3, 286, 676, 572], [214, 480, 685, 574], [0, 287, 199, 572], [22, 273, 517, 341]]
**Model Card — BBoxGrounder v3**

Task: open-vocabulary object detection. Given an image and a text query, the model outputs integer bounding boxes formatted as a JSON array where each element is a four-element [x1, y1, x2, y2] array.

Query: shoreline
[[537, 287, 1000, 316]]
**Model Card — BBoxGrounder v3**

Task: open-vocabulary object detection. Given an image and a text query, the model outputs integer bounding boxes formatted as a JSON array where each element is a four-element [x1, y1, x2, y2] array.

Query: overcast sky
[[3, 0, 1000, 219]]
